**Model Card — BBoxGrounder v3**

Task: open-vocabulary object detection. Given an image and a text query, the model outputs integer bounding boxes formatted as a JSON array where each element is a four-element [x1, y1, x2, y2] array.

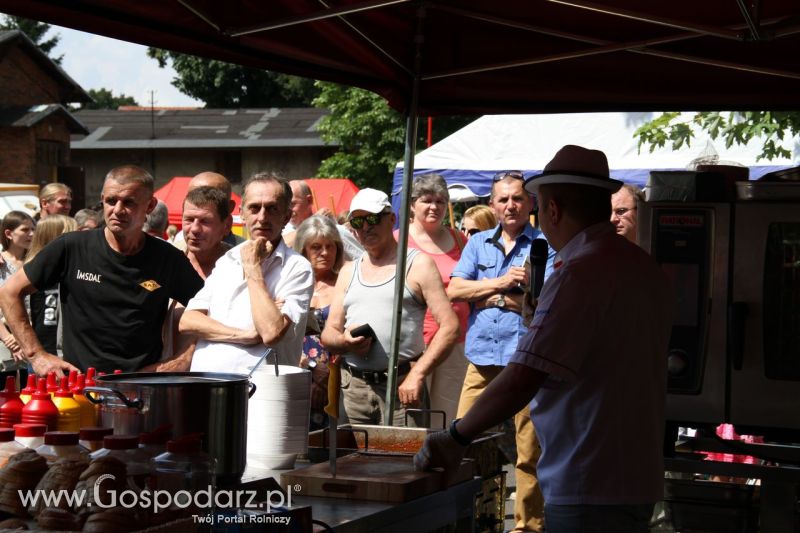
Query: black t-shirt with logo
[[24, 229, 204, 373]]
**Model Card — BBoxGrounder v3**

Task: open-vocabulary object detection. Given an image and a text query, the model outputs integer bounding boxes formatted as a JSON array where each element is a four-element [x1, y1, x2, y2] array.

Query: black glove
[[413, 430, 468, 486]]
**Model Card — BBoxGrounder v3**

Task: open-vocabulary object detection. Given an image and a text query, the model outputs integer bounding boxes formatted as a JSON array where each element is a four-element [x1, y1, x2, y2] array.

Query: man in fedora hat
[[415, 145, 674, 533]]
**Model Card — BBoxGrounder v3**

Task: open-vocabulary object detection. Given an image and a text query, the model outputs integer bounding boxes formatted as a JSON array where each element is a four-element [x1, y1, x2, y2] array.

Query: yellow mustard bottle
[[72, 375, 97, 428], [52, 377, 81, 432]]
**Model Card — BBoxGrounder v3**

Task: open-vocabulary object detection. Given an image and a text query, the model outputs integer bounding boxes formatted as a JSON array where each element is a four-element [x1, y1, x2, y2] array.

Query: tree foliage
[[0, 14, 62, 64], [82, 88, 138, 110], [313, 81, 474, 189], [635, 111, 800, 161], [147, 48, 318, 108]]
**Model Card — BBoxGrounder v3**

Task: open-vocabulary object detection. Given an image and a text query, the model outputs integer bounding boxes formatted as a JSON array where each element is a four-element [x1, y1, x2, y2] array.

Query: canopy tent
[[5, 2, 800, 115], [304, 178, 360, 217], [392, 112, 800, 206], [154, 176, 242, 230], [10, 0, 799, 425]]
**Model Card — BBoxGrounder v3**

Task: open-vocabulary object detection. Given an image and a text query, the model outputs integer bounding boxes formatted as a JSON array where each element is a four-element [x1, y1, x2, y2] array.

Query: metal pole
[[384, 4, 424, 426]]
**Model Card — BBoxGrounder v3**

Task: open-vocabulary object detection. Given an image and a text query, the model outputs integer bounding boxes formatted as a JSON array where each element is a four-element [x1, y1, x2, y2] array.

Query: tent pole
[[384, 5, 424, 426]]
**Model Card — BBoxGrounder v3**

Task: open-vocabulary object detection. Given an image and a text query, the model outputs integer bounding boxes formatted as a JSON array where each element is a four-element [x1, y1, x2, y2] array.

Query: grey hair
[[74, 208, 102, 229], [144, 200, 169, 234], [243, 172, 292, 213], [292, 215, 345, 274], [411, 173, 449, 202]]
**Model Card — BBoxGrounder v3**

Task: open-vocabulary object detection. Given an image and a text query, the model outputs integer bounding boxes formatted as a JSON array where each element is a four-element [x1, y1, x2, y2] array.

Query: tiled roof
[[71, 107, 333, 149]]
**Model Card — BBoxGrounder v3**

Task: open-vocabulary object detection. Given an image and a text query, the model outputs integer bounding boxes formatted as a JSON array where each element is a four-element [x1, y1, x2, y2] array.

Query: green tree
[[635, 111, 800, 161], [147, 48, 318, 108], [313, 82, 474, 189], [0, 14, 62, 64], [81, 88, 138, 110]]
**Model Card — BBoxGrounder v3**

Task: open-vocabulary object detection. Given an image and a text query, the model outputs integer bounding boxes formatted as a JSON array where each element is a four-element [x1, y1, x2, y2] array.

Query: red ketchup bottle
[[46, 372, 59, 395], [21, 379, 59, 430], [0, 376, 24, 427], [19, 375, 36, 404], [68, 370, 78, 389]]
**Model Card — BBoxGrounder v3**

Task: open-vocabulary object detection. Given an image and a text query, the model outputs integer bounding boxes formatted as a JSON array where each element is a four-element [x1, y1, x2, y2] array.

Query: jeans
[[544, 503, 654, 533]]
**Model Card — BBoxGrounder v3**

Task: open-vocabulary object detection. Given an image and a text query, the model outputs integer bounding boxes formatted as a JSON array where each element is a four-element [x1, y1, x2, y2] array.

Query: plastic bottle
[[53, 377, 81, 432], [139, 424, 172, 460], [13, 423, 46, 449], [35, 431, 89, 464], [0, 427, 27, 468], [151, 434, 216, 499], [19, 375, 36, 404], [67, 370, 78, 390], [46, 372, 59, 395], [92, 435, 151, 490], [0, 376, 24, 428], [79, 427, 114, 452], [21, 379, 59, 430], [72, 375, 97, 428]]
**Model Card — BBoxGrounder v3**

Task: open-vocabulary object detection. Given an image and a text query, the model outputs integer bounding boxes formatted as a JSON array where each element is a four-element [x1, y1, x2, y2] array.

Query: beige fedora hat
[[525, 145, 623, 194]]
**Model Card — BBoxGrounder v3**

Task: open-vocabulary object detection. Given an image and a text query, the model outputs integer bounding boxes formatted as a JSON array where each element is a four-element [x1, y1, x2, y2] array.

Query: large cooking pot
[[85, 372, 255, 485]]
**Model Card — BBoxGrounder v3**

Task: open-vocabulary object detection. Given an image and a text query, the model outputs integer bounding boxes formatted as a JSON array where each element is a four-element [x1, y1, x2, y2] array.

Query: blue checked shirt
[[451, 223, 555, 367]]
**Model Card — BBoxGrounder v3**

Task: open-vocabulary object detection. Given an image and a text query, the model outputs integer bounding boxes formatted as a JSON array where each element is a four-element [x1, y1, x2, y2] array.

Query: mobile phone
[[350, 324, 375, 339]]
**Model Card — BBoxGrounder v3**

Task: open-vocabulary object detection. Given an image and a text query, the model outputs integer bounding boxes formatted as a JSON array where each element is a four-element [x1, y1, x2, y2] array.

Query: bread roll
[[28, 457, 89, 516], [0, 449, 48, 516]]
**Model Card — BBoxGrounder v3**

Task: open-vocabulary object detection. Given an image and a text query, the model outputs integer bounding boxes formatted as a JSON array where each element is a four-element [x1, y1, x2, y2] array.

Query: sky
[[52, 25, 202, 107]]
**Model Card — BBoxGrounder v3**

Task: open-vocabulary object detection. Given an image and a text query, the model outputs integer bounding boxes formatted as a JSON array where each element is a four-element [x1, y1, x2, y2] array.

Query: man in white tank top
[[322, 188, 459, 426]]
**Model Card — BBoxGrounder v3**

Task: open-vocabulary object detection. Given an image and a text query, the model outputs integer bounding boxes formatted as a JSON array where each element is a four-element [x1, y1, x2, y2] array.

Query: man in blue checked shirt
[[448, 171, 554, 533]]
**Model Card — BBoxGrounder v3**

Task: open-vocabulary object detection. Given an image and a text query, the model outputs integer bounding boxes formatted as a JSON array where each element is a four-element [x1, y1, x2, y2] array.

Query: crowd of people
[[0, 144, 667, 533]]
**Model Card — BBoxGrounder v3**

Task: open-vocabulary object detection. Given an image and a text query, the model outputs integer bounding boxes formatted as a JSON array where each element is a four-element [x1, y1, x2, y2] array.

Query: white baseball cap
[[349, 188, 391, 214]]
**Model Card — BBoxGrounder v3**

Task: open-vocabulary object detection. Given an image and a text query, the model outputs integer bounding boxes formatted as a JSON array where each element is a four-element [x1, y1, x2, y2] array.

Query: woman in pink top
[[401, 173, 470, 423]]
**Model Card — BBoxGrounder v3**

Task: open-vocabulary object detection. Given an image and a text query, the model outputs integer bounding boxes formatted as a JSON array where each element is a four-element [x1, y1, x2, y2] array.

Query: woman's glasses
[[349, 211, 388, 229], [492, 170, 525, 182], [465, 228, 480, 236]]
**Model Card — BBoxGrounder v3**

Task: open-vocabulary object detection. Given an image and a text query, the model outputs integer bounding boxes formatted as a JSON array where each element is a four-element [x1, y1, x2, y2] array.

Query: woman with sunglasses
[[399, 173, 470, 422], [461, 205, 497, 238]]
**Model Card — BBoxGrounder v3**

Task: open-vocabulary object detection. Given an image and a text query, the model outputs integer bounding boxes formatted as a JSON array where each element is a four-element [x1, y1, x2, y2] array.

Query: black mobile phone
[[350, 324, 375, 339]]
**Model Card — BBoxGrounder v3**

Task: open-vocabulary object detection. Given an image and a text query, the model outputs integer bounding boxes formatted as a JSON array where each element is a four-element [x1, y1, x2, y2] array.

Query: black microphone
[[530, 238, 548, 298]]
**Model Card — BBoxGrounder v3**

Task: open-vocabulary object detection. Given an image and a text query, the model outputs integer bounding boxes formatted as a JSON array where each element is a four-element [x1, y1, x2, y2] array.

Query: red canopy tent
[[154, 176, 242, 230], [304, 178, 360, 216]]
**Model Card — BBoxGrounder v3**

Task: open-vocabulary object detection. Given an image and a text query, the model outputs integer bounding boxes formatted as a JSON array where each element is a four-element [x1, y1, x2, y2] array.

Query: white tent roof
[[393, 112, 799, 198]]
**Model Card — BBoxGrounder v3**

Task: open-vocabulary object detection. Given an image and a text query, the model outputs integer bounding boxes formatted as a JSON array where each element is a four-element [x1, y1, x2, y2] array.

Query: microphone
[[530, 238, 548, 298]]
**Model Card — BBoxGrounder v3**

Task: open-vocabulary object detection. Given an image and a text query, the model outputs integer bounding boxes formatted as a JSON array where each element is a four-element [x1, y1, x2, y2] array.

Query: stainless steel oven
[[639, 195, 800, 432]]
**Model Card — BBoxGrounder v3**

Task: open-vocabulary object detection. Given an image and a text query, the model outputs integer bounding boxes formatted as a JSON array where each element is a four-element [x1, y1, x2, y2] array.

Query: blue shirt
[[451, 223, 554, 367]]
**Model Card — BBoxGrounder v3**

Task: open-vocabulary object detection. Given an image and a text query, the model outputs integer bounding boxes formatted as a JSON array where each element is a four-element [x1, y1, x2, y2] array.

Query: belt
[[346, 361, 412, 384]]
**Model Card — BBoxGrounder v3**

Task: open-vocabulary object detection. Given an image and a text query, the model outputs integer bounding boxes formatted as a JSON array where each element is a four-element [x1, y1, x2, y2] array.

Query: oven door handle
[[728, 302, 748, 371]]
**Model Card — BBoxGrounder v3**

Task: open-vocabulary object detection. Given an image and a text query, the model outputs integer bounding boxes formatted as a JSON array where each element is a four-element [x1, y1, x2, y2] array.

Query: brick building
[[0, 30, 90, 202]]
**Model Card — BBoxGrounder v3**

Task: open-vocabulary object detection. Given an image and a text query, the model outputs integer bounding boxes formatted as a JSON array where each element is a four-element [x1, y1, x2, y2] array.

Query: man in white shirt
[[180, 173, 313, 372]]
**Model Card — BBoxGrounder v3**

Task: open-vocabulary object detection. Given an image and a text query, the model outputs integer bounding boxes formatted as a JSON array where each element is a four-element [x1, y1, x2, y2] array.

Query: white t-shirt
[[188, 240, 313, 372]]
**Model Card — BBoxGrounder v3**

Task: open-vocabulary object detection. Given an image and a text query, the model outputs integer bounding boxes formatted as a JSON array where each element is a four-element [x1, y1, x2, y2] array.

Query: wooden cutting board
[[280, 453, 474, 503]]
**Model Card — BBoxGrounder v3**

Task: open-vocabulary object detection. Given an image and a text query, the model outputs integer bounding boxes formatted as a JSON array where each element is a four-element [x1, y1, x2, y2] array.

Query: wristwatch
[[496, 294, 506, 308], [449, 419, 472, 446]]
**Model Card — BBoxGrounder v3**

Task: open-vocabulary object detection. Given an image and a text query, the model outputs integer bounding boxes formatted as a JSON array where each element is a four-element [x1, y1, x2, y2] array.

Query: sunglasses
[[492, 170, 525, 182], [465, 228, 480, 236], [349, 211, 388, 229]]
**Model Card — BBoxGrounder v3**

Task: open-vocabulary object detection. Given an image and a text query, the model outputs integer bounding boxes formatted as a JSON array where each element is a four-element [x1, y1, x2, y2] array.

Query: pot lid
[[96, 372, 249, 385]]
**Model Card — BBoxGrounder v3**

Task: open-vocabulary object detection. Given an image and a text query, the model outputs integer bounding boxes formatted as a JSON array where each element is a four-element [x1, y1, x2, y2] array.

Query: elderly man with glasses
[[611, 184, 645, 243], [446, 170, 555, 533], [321, 188, 459, 426]]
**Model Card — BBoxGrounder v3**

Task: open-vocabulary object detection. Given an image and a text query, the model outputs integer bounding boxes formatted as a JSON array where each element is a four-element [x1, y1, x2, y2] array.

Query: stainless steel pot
[[85, 372, 256, 485]]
